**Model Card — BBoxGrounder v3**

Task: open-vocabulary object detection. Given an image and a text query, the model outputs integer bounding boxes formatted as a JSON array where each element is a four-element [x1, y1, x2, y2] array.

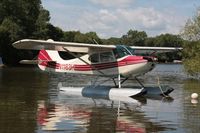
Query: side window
[[58, 51, 75, 60], [89, 53, 100, 63], [100, 52, 114, 63]]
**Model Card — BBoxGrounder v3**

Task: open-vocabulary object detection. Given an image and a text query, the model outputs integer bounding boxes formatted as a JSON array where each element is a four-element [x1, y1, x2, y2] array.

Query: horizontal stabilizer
[[19, 60, 49, 64]]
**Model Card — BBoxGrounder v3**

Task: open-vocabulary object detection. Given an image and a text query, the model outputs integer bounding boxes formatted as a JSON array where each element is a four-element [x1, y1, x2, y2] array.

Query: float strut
[[121, 77, 129, 85], [135, 77, 145, 88], [112, 78, 117, 87], [118, 74, 121, 88]]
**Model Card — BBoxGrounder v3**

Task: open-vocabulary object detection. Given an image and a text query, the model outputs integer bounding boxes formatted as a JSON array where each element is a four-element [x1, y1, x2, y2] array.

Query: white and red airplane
[[13, 39, 182, 97]]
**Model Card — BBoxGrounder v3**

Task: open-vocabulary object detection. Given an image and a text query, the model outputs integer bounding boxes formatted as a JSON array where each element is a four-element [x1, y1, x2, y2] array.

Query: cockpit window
[[89, 51, 115, 64], [89, 53, 100, 63], [100, 52, 114, 63], [125, 46, 135, 55], [58, 51, 75, 60], [89, 45, 135, 63], [113, 45, 135, 59]]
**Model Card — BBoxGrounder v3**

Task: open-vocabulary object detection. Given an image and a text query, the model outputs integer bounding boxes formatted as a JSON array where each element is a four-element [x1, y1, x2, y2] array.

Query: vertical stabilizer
[[38, 50, 52, 61], [37, 50, 62, 71]]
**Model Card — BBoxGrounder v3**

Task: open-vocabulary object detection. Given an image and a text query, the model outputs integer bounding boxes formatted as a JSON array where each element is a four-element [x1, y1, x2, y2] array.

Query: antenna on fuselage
[[93, 39, 99, 45]]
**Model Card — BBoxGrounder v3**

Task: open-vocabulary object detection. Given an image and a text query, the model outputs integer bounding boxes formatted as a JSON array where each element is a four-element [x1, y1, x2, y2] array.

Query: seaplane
[[12, 39, 182, 99]]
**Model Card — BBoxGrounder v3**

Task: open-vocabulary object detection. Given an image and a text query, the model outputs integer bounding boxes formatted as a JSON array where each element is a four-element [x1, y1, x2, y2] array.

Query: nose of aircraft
[[143, 56, 156, 71], [143, 56, 157, 62]]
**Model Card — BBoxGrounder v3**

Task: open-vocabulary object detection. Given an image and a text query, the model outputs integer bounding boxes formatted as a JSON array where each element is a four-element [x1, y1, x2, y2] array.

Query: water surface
[[0, 64, 200, 133]]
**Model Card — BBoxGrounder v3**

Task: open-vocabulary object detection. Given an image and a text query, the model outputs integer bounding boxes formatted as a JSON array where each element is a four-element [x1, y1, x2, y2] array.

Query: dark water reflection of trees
[[0, 67, 49, 133]]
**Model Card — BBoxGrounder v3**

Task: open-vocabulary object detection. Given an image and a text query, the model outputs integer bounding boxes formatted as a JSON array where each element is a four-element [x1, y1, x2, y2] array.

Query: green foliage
[[0, 18, 22, 42], [0, 0, 50, 65], [181, 8, 200, 75], [46, 24, 64, 41], [62, 31, 102, 44], [62, 31, 80, 42], [33, 7, 50, 39], [181, 8, 200, 41], [144, 37, 155, 46], [183, 41, 200, 75], [0, 0, 41, 38], [32, 8, 64, 41], [153, 34, 183, 47], [0, 27, 22, 64], [103, 30, 183, 48], [121, 29, 147, 46], [85, 32, 102, 44], [157, 52, 182, 62], [102, 37, 121, 45]]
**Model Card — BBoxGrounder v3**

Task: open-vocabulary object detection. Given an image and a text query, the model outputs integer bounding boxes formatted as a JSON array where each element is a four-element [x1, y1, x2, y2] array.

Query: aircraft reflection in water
[[36, 86, 174, 133]]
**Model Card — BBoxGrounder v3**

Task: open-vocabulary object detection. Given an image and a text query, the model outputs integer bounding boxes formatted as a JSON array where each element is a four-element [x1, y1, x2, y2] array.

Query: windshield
[[113, 45, 135, 59], [125, 46, 135, 55]]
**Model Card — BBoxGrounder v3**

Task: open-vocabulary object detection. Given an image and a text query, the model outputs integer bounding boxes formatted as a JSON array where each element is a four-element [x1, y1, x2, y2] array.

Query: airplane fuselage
[[38, 45, 156, 78]]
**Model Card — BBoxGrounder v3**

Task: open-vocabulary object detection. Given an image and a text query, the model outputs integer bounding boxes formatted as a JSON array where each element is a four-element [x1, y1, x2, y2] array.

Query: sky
[[42, 0, 200, 38]]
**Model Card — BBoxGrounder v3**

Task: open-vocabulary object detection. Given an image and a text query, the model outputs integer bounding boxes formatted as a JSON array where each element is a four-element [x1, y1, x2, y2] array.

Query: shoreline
[[0, 64, 5, 68]]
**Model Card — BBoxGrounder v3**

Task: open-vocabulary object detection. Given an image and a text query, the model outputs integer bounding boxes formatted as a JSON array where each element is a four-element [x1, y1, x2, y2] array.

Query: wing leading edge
[[131, 46, 182, 54], [13, 39, 182, 54], [13, 39, 116, 53]]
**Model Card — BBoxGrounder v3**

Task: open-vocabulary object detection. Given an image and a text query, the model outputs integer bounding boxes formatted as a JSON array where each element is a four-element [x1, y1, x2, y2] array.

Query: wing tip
[[12, 39, 31, 47]]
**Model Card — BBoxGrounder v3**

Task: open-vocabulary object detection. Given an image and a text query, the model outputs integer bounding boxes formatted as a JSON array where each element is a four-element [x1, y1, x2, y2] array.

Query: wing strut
[[62, 47, 106, 76]]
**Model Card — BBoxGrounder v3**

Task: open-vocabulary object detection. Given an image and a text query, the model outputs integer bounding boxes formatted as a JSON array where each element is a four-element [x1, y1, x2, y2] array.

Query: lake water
[[0, 64, 200, 133]]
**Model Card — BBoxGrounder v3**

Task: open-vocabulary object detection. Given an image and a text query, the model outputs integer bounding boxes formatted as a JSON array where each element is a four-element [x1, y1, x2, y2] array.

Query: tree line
[[181, 9, 200, 76], [0, 0, 199, 75]]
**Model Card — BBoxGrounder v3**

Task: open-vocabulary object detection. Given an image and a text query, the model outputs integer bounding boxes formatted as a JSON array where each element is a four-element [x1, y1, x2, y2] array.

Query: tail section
[[38, 50, 61, 71], [18, 50, 53, 65], [38, 50, 53, 62]]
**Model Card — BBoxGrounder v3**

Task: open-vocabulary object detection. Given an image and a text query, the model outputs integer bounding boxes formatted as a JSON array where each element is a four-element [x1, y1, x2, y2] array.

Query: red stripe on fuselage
[[74, 56, 146, 71], [74, 60, 146, 71], [39, 56, 147, 71]]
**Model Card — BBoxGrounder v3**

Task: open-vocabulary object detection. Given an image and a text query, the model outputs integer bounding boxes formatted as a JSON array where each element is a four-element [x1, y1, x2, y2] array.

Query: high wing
[[13, 39, 115, 53], [131, 46, 182, 55], [13, 39, 182, 54]]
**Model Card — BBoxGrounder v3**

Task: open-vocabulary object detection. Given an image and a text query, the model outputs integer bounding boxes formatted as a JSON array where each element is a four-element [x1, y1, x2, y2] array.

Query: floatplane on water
[[13, 39, 182, 99]]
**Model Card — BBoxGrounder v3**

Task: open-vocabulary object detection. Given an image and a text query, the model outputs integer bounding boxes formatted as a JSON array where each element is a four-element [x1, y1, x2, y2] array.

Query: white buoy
[[191, 93, 198, 99]]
